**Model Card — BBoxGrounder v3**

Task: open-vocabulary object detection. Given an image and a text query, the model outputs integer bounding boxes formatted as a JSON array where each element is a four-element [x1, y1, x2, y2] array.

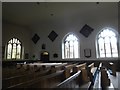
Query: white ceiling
[[2, 2, 118, 28]]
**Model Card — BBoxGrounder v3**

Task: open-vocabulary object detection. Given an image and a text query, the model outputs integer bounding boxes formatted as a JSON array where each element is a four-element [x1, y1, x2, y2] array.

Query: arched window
[[62, 33, 79, 59], [6, 38, 22, 59], [97, 28, 118, 58]]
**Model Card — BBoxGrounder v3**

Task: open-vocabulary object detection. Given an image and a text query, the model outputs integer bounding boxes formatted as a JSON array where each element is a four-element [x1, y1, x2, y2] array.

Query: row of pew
[[93, 62, 116, 90], [2, 62, 98, 89]]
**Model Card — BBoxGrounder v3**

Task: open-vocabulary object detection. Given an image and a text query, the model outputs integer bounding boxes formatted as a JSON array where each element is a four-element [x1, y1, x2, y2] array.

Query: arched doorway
[[40, 51, 49, 62]]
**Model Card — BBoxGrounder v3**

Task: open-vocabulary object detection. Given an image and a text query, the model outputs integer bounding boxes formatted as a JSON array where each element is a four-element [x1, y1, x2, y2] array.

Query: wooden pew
[[6, 63, 73, 88], [4, 62, 94, 89], [49, 63, 68, 73], [109, 62, 116, 76], [4, 63, 77, 88], [16, 63, 22, 69], [56, 63, 91, 89], [7, 70, 65, 88], [56, 70, 81, 88], [2, 63, 68, 89], [93, 63, 115, 89], [3, 62, 67, 78], [106, 70, 115, 90], [2, 65, 26, 79], [3, 63, 67, 79], [101, 67, 115, 89], [101, 68, 110, 87], [87, 63, 98, 84], [63, 63, 78, 79], [2, 66, 51, 89], [88, 63, 98, 75], [3, 64, 32, 78], [73, 63, 90, 83], [73, 63, 86, 73]]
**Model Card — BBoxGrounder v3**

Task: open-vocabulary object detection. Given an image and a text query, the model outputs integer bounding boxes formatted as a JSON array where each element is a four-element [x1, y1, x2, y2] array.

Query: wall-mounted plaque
[[32, 34, 40, 44], [84, 49, 91, 58], [48, 30, 58, 42], [80, 24, 94, 37]]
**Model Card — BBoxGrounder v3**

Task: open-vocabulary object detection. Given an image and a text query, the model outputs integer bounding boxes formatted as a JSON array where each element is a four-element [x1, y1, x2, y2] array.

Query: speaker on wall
[[53, 53, 58, 58], [25, 53, 29, 59], [32, 34, 40, 44], [84, 49, 91, 58], [80, 24, 94, 37]]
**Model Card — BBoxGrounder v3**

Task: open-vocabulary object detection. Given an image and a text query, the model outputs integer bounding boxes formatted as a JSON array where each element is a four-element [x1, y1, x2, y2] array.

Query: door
[[40, 51, 49, 62]]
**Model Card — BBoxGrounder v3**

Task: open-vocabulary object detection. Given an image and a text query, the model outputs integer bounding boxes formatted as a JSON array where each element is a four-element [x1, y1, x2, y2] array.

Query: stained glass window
[[6, 38, 22, 59], [62, 34, 79, 59], [97, 28, 118, 58]]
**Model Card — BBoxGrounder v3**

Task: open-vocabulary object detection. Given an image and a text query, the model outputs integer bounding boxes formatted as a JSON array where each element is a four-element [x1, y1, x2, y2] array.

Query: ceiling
[[2, 2, 118, 28]]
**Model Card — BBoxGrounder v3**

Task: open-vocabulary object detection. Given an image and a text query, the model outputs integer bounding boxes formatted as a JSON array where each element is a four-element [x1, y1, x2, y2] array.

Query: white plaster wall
[[2, 2, 119, 61], [30, 20, 119, 61], [29, 3, 119, 61]]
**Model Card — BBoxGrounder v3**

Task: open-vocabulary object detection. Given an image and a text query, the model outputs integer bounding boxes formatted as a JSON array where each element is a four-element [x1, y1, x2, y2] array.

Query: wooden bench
[[108, 62, 116, 76], [56, 70, 81, 88], [106, 70, 115, 90], [6, 63, 88, 89], [2, 67, 51, 89], [3, 62, 97, 89], [2, 63, 68, 89], [56, 63, 91, 89], [93, 63, 115, 89], [2, 66, 30, 78], [4, 62, 95, 89], [7, 70, 65, 88], [63, 63, 78, 79], [3, 63, 68, 79], [73, 63, 86, 73], [101, 68, 110, 87], [87, 63, 98, 84], [6, 63, 74, 88], [73, 63, 90, 83], [3, 64, 35, 78]]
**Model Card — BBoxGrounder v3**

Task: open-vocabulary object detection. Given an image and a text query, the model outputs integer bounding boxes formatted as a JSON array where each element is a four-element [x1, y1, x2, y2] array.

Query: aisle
[[108, 71, 120, 90]]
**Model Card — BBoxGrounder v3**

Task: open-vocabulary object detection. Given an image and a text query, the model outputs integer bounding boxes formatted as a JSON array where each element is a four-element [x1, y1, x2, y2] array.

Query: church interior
[[2, 2, 120, 89]]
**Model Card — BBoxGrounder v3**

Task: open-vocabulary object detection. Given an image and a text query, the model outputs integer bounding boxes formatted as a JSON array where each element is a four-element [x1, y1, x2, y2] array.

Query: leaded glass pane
[[97, 28, 118, 58], [100, 53, 105, 57], [74, 41, 79, 58], [98, 38, 105, 54], [104, 36, 110, 44], [63, 34, 79, 59], [7, 44, 12, 59], [16, 44, 21, 59], [106, 53, 111, 57], [15, 39, 17, 43], [7, 38, 22, 59], [12, 44, 16, 59], [109, 31, 115, 36], [13, 38, 15, 43], [10, 39, 12, 43], [105, 43, 111, 54], [112, 53, 118, 57]]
